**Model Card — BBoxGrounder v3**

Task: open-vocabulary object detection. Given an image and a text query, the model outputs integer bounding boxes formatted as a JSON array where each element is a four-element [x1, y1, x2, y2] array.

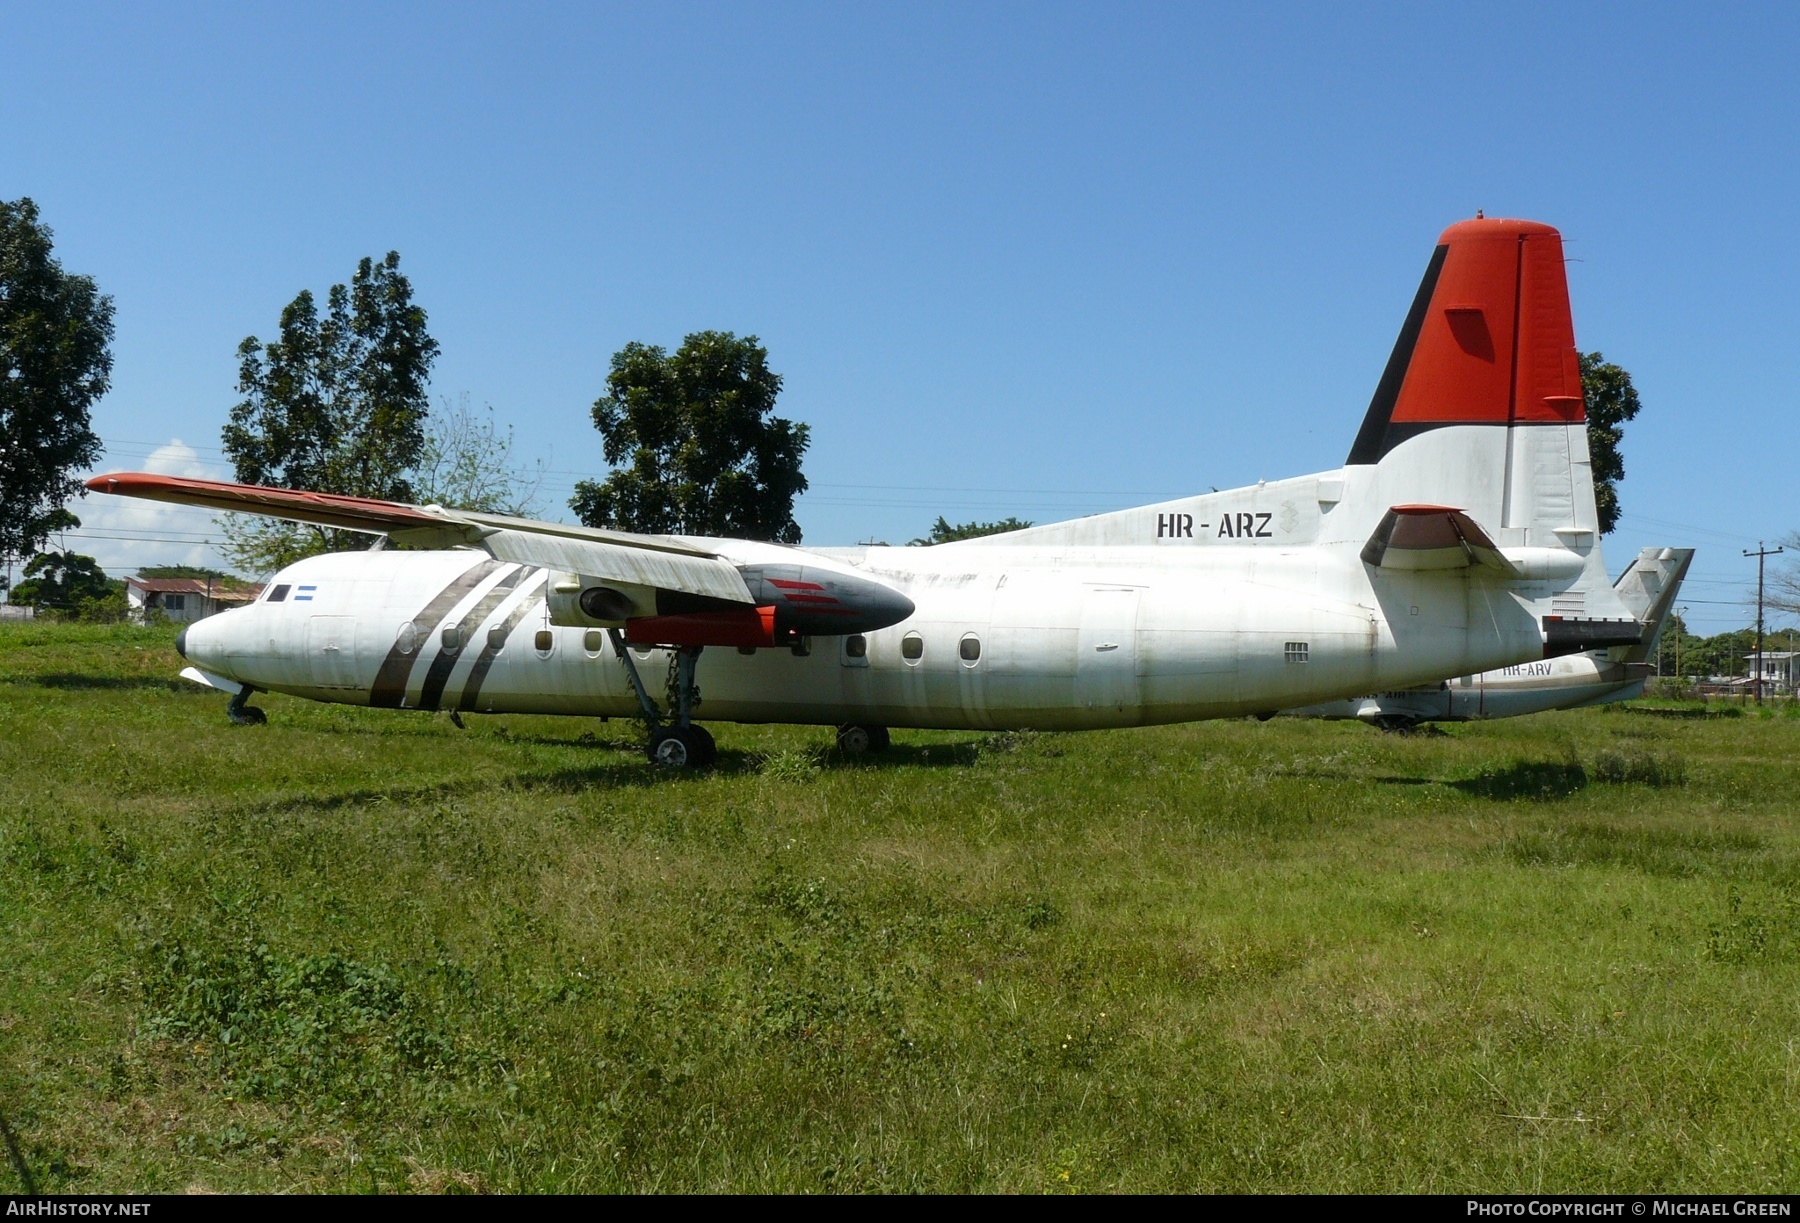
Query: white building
[[126, 577, 262, 624], [1741, 651, 1799, 694]]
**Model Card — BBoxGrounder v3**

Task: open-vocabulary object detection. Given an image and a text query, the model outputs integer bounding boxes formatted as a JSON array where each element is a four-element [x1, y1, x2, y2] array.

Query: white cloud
[[62, 441, 238, 578]]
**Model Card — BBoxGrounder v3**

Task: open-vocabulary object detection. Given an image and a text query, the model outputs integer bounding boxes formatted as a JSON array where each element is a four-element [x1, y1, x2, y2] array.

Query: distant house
[[126, 577, 263, 624], [1742, 651, 1799, 694]]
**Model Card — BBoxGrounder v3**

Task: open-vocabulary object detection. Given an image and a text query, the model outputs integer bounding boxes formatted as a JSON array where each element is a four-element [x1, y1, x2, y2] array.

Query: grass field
[[3, 621, 1799, 1193]]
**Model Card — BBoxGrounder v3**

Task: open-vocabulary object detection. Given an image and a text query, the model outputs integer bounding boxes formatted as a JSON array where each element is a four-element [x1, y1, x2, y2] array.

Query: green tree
[[0, 198, 114, 580], [1579, 352, 1640, 536], [219, 252, 439, 573], [909, 516, 1034, 545], [570, 332, 809, 542], [136, 564, 232, 581], [11, 550, 114, 611]]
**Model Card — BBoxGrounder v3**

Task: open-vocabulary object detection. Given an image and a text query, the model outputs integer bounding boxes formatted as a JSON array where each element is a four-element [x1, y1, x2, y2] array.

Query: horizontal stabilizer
[[1359, 505, 1516, 575]]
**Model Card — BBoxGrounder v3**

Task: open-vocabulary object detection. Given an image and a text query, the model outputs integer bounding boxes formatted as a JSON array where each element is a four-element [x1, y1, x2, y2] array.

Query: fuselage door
[[307, 615, 361, 690], [1076, 587, 1140, 712]]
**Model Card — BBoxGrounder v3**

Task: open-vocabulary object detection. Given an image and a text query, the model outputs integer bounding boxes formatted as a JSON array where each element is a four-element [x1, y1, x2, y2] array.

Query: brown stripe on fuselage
[[458, 572, 549, 713], [368, 558, 504, 708], [418, 566, 525, 711]]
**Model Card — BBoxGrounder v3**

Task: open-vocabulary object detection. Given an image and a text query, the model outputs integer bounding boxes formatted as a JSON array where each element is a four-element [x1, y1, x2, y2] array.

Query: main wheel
[[228, 703, 267, 726], [836, 724, 890, 755], [648, 726, 715, 768]]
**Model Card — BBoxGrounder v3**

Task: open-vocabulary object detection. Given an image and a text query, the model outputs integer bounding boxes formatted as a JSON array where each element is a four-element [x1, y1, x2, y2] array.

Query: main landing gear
[[610, 631, 717, 768], [835, 724, 890, 756], [226, 686, 266, 726]]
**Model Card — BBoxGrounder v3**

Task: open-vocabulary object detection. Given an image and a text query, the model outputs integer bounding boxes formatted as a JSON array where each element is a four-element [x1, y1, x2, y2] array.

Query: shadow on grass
[[3, 673, 192, 692], [1450, 760, 1588, 801], [1624, 706, 1744, 721], [511, 739, 996, 792]]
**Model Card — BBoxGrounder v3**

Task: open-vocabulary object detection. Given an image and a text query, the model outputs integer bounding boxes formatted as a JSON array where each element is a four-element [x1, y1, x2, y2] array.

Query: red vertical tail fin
[[1347, 218, 1584, 464]]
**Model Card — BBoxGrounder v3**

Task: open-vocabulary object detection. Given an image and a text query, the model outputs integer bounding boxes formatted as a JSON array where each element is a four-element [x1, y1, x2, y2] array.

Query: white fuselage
[[183, 531, 1558, 731]]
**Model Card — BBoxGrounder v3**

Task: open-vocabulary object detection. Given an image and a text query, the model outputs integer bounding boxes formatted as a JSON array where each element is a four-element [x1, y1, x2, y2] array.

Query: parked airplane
[[92, 217, 1649, 767], [1284, 546, 1692, 729]]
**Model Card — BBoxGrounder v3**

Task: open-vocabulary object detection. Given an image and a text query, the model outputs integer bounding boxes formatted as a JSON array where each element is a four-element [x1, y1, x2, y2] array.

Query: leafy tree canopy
[[1579, 352, 1640, 536], [136, 564, 241, 583], [11, 550, 114, 609], [910, 516, 1034, 546], [570, 332, 809, 542], [0, 198, 113, 566], [219, 252, 439, 573]]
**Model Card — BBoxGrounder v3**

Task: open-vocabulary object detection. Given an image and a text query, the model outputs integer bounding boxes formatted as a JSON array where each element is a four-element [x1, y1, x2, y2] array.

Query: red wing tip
[[84, 471, 442, 521]]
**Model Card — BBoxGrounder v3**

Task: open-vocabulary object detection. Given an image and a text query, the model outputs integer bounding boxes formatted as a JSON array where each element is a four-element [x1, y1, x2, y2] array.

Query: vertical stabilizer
[[1613, 547, 1695, 664], [1346, 218, 1594, 543]]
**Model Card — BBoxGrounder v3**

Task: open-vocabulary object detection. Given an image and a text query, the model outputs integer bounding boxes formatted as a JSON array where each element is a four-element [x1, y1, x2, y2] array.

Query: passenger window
[[487, 625, 508, 651], [845, 634, 867, 659], [267, 584, 290, 603], [395, 621, 419, 655], [535, 630, 554, 654], [583, 629, 604, 654], [901, 632, 924, 661], [442, 625, 462, 652], [959, 635, 981, 663]]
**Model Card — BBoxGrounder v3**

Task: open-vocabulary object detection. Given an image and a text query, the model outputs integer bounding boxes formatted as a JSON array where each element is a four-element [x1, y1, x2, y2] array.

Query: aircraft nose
[[175, 626, 188, 658]]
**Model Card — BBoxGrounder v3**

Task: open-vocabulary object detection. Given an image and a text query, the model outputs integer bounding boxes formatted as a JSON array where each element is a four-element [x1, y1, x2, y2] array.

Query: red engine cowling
[[624, 606, 778, 649]]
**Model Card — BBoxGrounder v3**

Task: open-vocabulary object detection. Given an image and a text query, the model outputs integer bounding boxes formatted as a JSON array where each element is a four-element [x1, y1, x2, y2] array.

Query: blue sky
[[4, 2, 1795, 631]]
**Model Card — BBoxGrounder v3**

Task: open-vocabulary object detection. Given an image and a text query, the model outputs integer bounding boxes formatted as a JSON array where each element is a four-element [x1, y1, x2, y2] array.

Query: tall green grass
[[2, 622, 1799, 1192]]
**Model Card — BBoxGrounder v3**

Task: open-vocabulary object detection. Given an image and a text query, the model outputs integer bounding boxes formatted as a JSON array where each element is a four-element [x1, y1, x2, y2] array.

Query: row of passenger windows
[[852, 632, 980, 663]]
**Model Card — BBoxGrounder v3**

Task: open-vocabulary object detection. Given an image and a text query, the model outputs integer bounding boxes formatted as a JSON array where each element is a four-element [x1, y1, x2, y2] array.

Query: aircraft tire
[[1372, 715, 1421, 733], [648, 726, 714, 768], [836, 724, 890, 755], [228, 704, 267, 726]]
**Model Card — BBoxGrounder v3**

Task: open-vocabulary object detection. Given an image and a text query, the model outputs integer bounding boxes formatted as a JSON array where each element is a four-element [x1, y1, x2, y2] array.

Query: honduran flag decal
[[294, 585, 317, 602]]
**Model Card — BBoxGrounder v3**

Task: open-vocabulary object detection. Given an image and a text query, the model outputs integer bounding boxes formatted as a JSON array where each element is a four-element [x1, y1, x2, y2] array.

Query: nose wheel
[[226, 686, 266, 726]]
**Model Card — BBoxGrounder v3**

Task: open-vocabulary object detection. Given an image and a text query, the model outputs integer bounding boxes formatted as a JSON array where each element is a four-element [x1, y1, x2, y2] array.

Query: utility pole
[[1745, 543, 1785, 705]]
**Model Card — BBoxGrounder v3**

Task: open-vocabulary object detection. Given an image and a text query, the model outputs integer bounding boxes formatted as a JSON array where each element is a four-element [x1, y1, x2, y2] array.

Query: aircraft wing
[[84, 472, 754, 604]]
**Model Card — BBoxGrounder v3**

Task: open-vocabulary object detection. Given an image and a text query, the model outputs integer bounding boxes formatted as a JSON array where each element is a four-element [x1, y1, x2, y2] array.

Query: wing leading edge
[[85, 472, 755, 605]]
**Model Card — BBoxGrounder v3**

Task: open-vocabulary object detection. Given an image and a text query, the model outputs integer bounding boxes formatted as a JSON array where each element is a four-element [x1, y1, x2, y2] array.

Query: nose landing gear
[[226, 686, 267, 726]]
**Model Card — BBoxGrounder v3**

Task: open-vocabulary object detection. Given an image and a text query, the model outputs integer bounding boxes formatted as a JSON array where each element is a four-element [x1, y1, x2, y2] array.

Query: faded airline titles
[[1156, 512, 1275, 540]]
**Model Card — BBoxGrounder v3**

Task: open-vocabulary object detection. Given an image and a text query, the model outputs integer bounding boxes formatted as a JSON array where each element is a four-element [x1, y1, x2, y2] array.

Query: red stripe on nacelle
[[624, 606, 777, 649], [767, 578, 826, 591]]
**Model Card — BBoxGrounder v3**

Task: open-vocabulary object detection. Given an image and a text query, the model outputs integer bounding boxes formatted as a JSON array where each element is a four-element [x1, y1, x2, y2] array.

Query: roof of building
[[126, 576, 263, 601], [1742, 651, 1799, 660]]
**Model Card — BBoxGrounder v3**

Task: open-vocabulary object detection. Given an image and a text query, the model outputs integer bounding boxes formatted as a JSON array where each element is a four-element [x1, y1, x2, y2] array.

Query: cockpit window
[[267, 584, 290, 602]]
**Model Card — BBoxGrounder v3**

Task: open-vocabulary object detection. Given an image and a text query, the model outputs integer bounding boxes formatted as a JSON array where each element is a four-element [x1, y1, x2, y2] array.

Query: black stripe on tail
[[1345, 244, 1448, 466]]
